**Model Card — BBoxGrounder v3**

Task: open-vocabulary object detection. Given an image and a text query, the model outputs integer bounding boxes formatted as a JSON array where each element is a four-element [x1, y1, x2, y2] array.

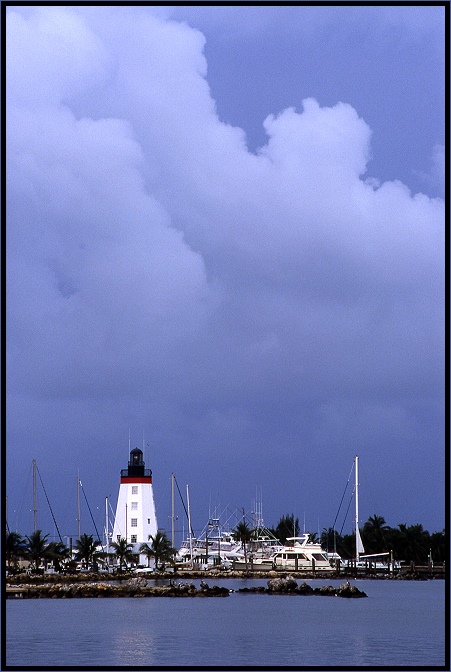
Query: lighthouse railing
[[120, 468, 152, 477]]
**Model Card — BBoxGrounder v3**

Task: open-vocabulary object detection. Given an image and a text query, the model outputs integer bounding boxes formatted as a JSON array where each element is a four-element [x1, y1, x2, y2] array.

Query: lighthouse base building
[[112, 447, 158, 567]]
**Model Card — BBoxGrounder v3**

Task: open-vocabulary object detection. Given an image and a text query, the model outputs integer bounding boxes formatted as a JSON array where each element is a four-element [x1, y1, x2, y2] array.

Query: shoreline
[[6, 575, 368, 599], [6, 567, 442, 586]]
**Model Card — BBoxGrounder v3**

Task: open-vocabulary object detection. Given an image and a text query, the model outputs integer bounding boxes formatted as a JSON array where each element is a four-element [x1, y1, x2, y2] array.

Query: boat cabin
[[272, 535, 334, 571]]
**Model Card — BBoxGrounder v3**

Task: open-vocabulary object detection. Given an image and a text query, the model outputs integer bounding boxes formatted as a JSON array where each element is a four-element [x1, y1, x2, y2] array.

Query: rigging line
[[339, 490, 355, 538], [79, 481, 104, 551], [35, 465, 63, 544], [332, 461, 354, 531], [15, 461, 33, 533], [173, 474, 194, 538]]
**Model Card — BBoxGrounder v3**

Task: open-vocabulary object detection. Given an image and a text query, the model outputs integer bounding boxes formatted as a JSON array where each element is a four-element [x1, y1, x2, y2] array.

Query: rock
[[315, 585, 336, 596], [267, 576, 298, 592], [336, 581, 367, 598], [295, 582, 314, 595], [126, 577, 148, 589]]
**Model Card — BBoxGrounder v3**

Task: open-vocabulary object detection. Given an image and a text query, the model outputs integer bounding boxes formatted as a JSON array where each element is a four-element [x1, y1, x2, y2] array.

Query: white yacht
[[271, 535, 335, 572]]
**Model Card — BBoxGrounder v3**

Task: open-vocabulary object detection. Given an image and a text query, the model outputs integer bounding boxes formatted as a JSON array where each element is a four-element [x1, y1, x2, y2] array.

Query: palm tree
[[429, 529, 446, 562], [321, 527, 339, 553], [232, 520, 253, 569], [74, 533, 101, 569], [362, 514, 390, 554], [394, 523, 428, 564], [110, 537, 135, 572], [25, 530, 49, 571], [45, 541, 70, 572], [5, 531, 27, 573], [139, 531, 176, 571], [272, 514, 300, 545]]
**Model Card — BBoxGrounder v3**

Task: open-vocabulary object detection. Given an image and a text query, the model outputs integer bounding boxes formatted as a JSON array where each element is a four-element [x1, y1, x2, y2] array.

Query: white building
[[112, 447, 158, 566]]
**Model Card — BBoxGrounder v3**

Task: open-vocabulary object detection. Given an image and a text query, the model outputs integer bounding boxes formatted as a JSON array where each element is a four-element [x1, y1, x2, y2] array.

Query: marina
[[6, 454, 445, 580]]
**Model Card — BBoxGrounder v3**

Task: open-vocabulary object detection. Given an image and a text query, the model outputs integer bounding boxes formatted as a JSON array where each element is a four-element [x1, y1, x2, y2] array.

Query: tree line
[[5, 529, 177, 575], [267, 513, 446, 564], [6, 513, 446, 574]]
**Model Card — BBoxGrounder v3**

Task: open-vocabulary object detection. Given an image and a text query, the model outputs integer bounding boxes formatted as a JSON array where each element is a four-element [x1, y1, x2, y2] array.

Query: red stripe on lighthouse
[[120, 476, 152, 483]]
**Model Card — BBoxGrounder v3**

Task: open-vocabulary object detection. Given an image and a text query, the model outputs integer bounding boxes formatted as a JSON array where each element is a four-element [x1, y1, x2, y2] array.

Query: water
[[6, 578, 446, 668]]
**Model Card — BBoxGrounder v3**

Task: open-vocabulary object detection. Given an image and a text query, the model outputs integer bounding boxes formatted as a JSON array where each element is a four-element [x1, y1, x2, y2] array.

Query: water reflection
[[113, 630, 157, 666], [6, 580, 445, 667]]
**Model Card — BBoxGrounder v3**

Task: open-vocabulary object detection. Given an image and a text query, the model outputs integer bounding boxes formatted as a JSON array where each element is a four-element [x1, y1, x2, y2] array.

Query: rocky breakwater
[[237, 577, 367, 598], [12, 577, 230, 599]]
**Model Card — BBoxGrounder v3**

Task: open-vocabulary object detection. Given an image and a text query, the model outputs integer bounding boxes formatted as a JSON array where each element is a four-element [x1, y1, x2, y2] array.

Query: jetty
[[5, 576, 367, 599]]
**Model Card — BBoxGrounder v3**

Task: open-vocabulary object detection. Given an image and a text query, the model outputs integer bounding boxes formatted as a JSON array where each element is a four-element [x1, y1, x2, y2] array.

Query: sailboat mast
[[186, 484, 193, 561], [32, 459, 37, 532], [105, 496, 109, 554], [77, 472, 81, 539], [355, 455, 359, 563], [171, 473, 175, 549]]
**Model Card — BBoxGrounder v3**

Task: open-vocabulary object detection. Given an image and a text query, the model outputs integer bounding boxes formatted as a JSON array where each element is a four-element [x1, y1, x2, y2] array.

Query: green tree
[[74, 533, 101, 569], [110, 537, 135, 571], [232, 520, 253, 568], [25, 530, 49, 571], [338, 533, 355, 560], [5, 531, 27, 573], [45, 541, 70, 572], [429, 529, 446, 563], [321, 527, 342, 553], [393, 523, 429, 563], [139, 531, 176, 571], [362, 514, 390, 554], [273, 514, 300, 545]]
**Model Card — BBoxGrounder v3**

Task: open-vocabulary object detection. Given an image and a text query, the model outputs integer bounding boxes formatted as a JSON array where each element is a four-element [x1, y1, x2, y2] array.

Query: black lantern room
[[121, 448, 152, 478]]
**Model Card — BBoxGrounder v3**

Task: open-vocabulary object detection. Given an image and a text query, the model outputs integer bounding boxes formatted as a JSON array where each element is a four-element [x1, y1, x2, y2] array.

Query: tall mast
[[32, 459, 37, 532], [105, 496, 109, 554], [354, 455, 365, 563], [355, 456, 359, 562], [186, 484, 193, 562], [77, 472, 81, 539], [171, 473, 175, 549]]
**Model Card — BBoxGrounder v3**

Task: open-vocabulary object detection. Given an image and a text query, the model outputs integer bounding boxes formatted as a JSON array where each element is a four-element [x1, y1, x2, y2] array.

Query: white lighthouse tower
[[112, 447, 158, 565]]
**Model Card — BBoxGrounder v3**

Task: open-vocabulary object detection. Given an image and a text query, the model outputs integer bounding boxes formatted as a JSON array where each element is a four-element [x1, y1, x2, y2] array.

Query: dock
[[6, 587, 29, 599]]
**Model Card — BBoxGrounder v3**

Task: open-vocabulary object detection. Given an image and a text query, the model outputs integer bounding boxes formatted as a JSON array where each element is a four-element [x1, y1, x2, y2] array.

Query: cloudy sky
[[6, 4, 445, 545]]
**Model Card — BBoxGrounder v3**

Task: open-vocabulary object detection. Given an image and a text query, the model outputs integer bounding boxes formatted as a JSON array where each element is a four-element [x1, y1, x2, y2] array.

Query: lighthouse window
[[131, 502, 138, 511], [131, 535, 137, 543], [132, 486, 138, 494], [147, 518, 151, 524], [131, 518, 137, 527]]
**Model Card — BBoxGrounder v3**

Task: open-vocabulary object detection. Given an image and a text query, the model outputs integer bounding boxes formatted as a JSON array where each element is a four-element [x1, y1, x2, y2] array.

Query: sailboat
[[352, 456, 398, 572], [354, 455, 366, 563]]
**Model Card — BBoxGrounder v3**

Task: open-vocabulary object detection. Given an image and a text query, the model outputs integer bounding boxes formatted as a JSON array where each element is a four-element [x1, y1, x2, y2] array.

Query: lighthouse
[[112, 447, 158, 564]]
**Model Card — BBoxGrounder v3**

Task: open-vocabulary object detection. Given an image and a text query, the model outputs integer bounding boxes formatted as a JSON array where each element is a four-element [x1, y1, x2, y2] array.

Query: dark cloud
[[6, 7, 444, 539]]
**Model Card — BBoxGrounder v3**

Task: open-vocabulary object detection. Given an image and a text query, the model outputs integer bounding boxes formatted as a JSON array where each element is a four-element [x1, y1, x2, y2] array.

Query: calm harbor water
[[6, 578, 446, 668]]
